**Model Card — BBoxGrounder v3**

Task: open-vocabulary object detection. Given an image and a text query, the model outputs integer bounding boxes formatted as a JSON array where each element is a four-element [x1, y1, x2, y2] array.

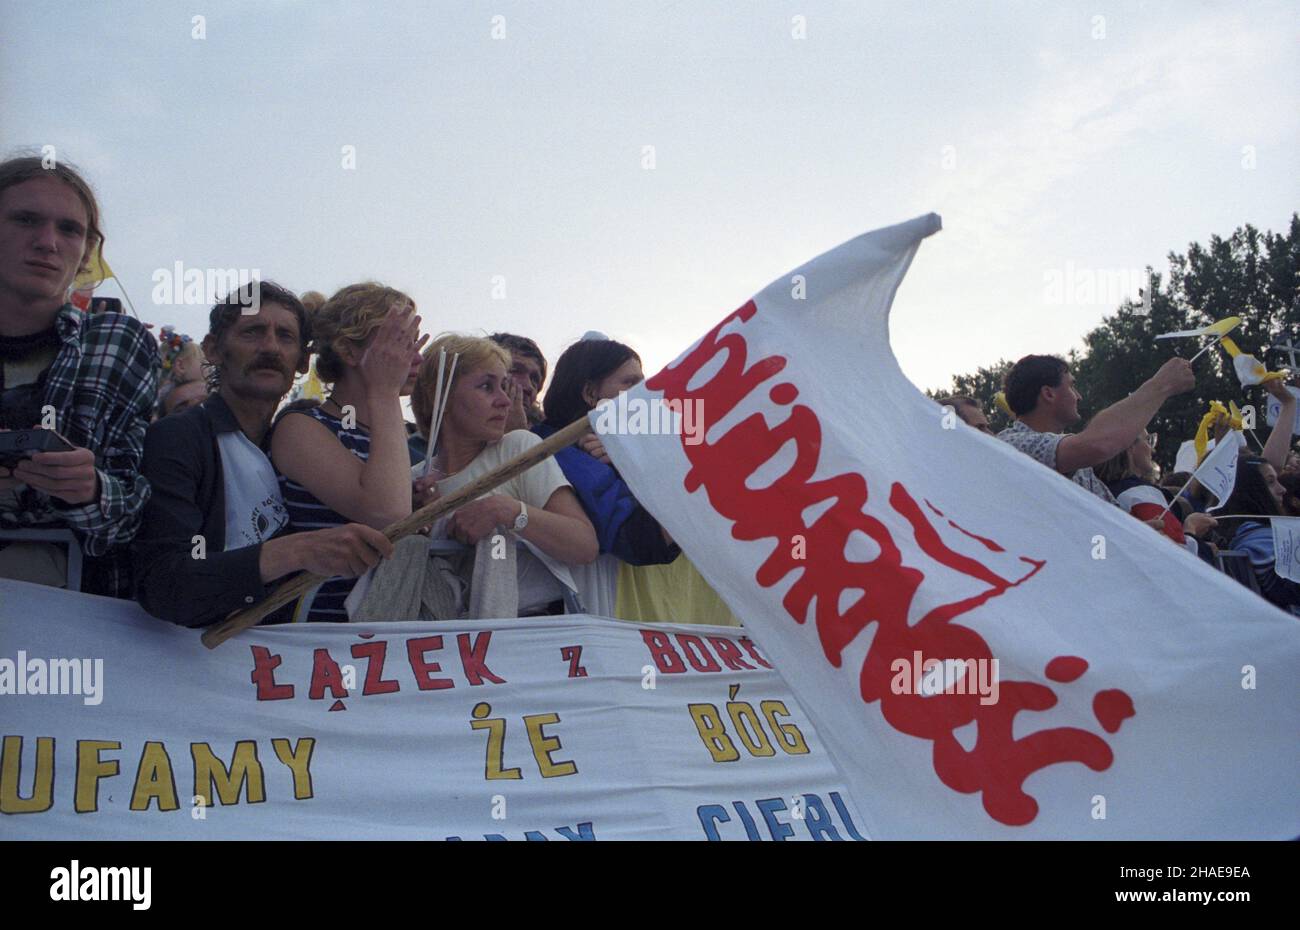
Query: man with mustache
[[134, 282, 393, 627], [0, 156, 157, 596]]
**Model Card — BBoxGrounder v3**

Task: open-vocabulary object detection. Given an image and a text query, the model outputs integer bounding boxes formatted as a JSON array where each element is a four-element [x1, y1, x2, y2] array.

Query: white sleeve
[[501, 430, 571, 510]]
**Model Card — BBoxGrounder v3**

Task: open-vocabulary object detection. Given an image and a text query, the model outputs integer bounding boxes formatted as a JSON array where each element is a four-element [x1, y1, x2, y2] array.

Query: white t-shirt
[[420, 430, 577, 614], [217, 431, 289, 550], [432, 430, 570, 512]]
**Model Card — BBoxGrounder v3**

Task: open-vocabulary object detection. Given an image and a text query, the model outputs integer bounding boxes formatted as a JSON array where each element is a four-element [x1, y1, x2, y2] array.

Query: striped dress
[[277, 406, 372, 622]]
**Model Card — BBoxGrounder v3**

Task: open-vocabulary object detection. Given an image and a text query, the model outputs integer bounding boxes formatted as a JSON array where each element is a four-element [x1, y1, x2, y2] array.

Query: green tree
[[925, 359, 1015, 432], [1068, 270, 1230, 473], [931, 214, 1300, 471]]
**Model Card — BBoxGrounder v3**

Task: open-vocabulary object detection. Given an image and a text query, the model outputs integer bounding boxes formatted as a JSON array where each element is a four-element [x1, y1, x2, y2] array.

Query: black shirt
[[0, 326, 60, 430]]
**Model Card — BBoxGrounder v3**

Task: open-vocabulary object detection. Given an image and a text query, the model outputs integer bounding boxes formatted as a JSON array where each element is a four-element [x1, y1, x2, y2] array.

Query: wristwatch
[[512, 501, 529, 532]]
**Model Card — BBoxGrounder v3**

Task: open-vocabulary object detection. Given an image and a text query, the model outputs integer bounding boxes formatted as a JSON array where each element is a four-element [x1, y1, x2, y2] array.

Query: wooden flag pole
[[200, 416, 594, 649]]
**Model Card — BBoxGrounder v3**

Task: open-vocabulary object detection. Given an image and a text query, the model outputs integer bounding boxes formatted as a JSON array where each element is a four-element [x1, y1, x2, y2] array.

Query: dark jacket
[[134, 394, 287, 627], [533, 421, 679, 566]]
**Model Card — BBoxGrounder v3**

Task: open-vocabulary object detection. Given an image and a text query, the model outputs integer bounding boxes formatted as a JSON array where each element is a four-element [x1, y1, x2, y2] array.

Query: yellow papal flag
[[72, 243, 114, 290], [299, 361, 326, 401]]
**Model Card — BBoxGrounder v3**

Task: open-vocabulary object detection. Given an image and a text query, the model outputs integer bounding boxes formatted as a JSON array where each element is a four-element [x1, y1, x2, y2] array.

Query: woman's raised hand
[[503, 378, 530, 432], [360, 304, 427, 396]]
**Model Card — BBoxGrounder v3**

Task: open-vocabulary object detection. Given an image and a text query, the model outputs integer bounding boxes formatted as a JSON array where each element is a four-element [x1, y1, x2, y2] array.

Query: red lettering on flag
[[250, 645, 294, 701], [640, 629, 686, 673], [457, 632, 506, 686], [308, 647, 348, 700], [350, 640, 400, 696], [645, 301, 1136, 827], [406, 636, 454, 691]]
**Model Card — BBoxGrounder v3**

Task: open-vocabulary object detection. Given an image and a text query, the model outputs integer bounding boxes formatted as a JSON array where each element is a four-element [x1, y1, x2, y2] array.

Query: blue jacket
[[533, 422, 679, 566], [1232, 521, 1300, 617]]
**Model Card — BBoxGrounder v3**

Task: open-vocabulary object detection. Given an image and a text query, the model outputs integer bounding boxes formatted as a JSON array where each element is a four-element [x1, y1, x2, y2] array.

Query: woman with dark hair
[[540, 336, 644, 451], [1278, 471, 1300, 517], [532, 337, 678, 613], [535, 335, 738, 625], [1219, 455, 1300, 616], [538, 337, 671, 558]]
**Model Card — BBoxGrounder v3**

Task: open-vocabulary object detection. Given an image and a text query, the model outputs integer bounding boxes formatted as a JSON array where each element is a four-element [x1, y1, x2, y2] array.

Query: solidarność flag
[[600, 214, 1300, 839]]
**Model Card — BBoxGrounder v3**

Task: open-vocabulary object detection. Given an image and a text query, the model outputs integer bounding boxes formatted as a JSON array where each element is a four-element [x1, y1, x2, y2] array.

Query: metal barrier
[[1214, 548, 1262, 596], [0, 527, 83, 591]]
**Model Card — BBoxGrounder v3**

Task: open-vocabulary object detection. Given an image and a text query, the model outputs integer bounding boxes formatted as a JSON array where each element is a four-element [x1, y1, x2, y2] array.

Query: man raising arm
[[999, 354, 1195, 503]]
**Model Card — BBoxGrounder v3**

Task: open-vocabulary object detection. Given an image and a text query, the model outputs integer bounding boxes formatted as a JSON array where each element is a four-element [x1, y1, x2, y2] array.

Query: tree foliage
[[930, 214, 1300, 470], [925, 360, 1015, 433]]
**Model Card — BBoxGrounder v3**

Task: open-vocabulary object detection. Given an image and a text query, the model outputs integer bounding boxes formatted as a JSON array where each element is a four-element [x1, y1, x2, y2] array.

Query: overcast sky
[[3, 0, 1296, 393]]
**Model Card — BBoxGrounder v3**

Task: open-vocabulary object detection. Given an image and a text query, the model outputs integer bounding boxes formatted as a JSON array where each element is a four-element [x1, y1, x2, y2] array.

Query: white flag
[[1153, 316, 1240, 340], [1174, 433, 1246, 475], [1264, 385, 1300, 433], [1192, 429, 1240, 511], [1271, 517, 1300, 582], [601, 214, 1300, 839], [1174, 439, 1200, 475]]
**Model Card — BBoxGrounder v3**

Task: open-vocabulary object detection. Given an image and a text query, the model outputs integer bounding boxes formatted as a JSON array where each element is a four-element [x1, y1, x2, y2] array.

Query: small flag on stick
[[1220, 336, 1288, 387]]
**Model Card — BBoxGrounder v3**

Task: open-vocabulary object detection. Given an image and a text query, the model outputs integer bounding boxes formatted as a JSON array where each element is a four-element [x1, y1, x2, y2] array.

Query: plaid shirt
[[20, 305, 159, 595]]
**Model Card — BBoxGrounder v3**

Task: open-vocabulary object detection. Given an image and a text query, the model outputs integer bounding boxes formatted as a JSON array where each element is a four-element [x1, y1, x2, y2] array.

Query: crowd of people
[[0, 156, 734, 627], [3, 156, 1297, 627], [939, 352, 1300, 617]]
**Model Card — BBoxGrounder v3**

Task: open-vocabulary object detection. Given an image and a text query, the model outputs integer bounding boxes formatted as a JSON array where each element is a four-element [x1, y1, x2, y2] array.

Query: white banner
[[600, 213, 1300, 839], [0, 581, 863, 841]]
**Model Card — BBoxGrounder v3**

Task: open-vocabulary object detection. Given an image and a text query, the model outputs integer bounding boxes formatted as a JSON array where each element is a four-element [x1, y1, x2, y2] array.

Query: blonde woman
[[272, 282, 428, 621], [412, 334, 598, 616]]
